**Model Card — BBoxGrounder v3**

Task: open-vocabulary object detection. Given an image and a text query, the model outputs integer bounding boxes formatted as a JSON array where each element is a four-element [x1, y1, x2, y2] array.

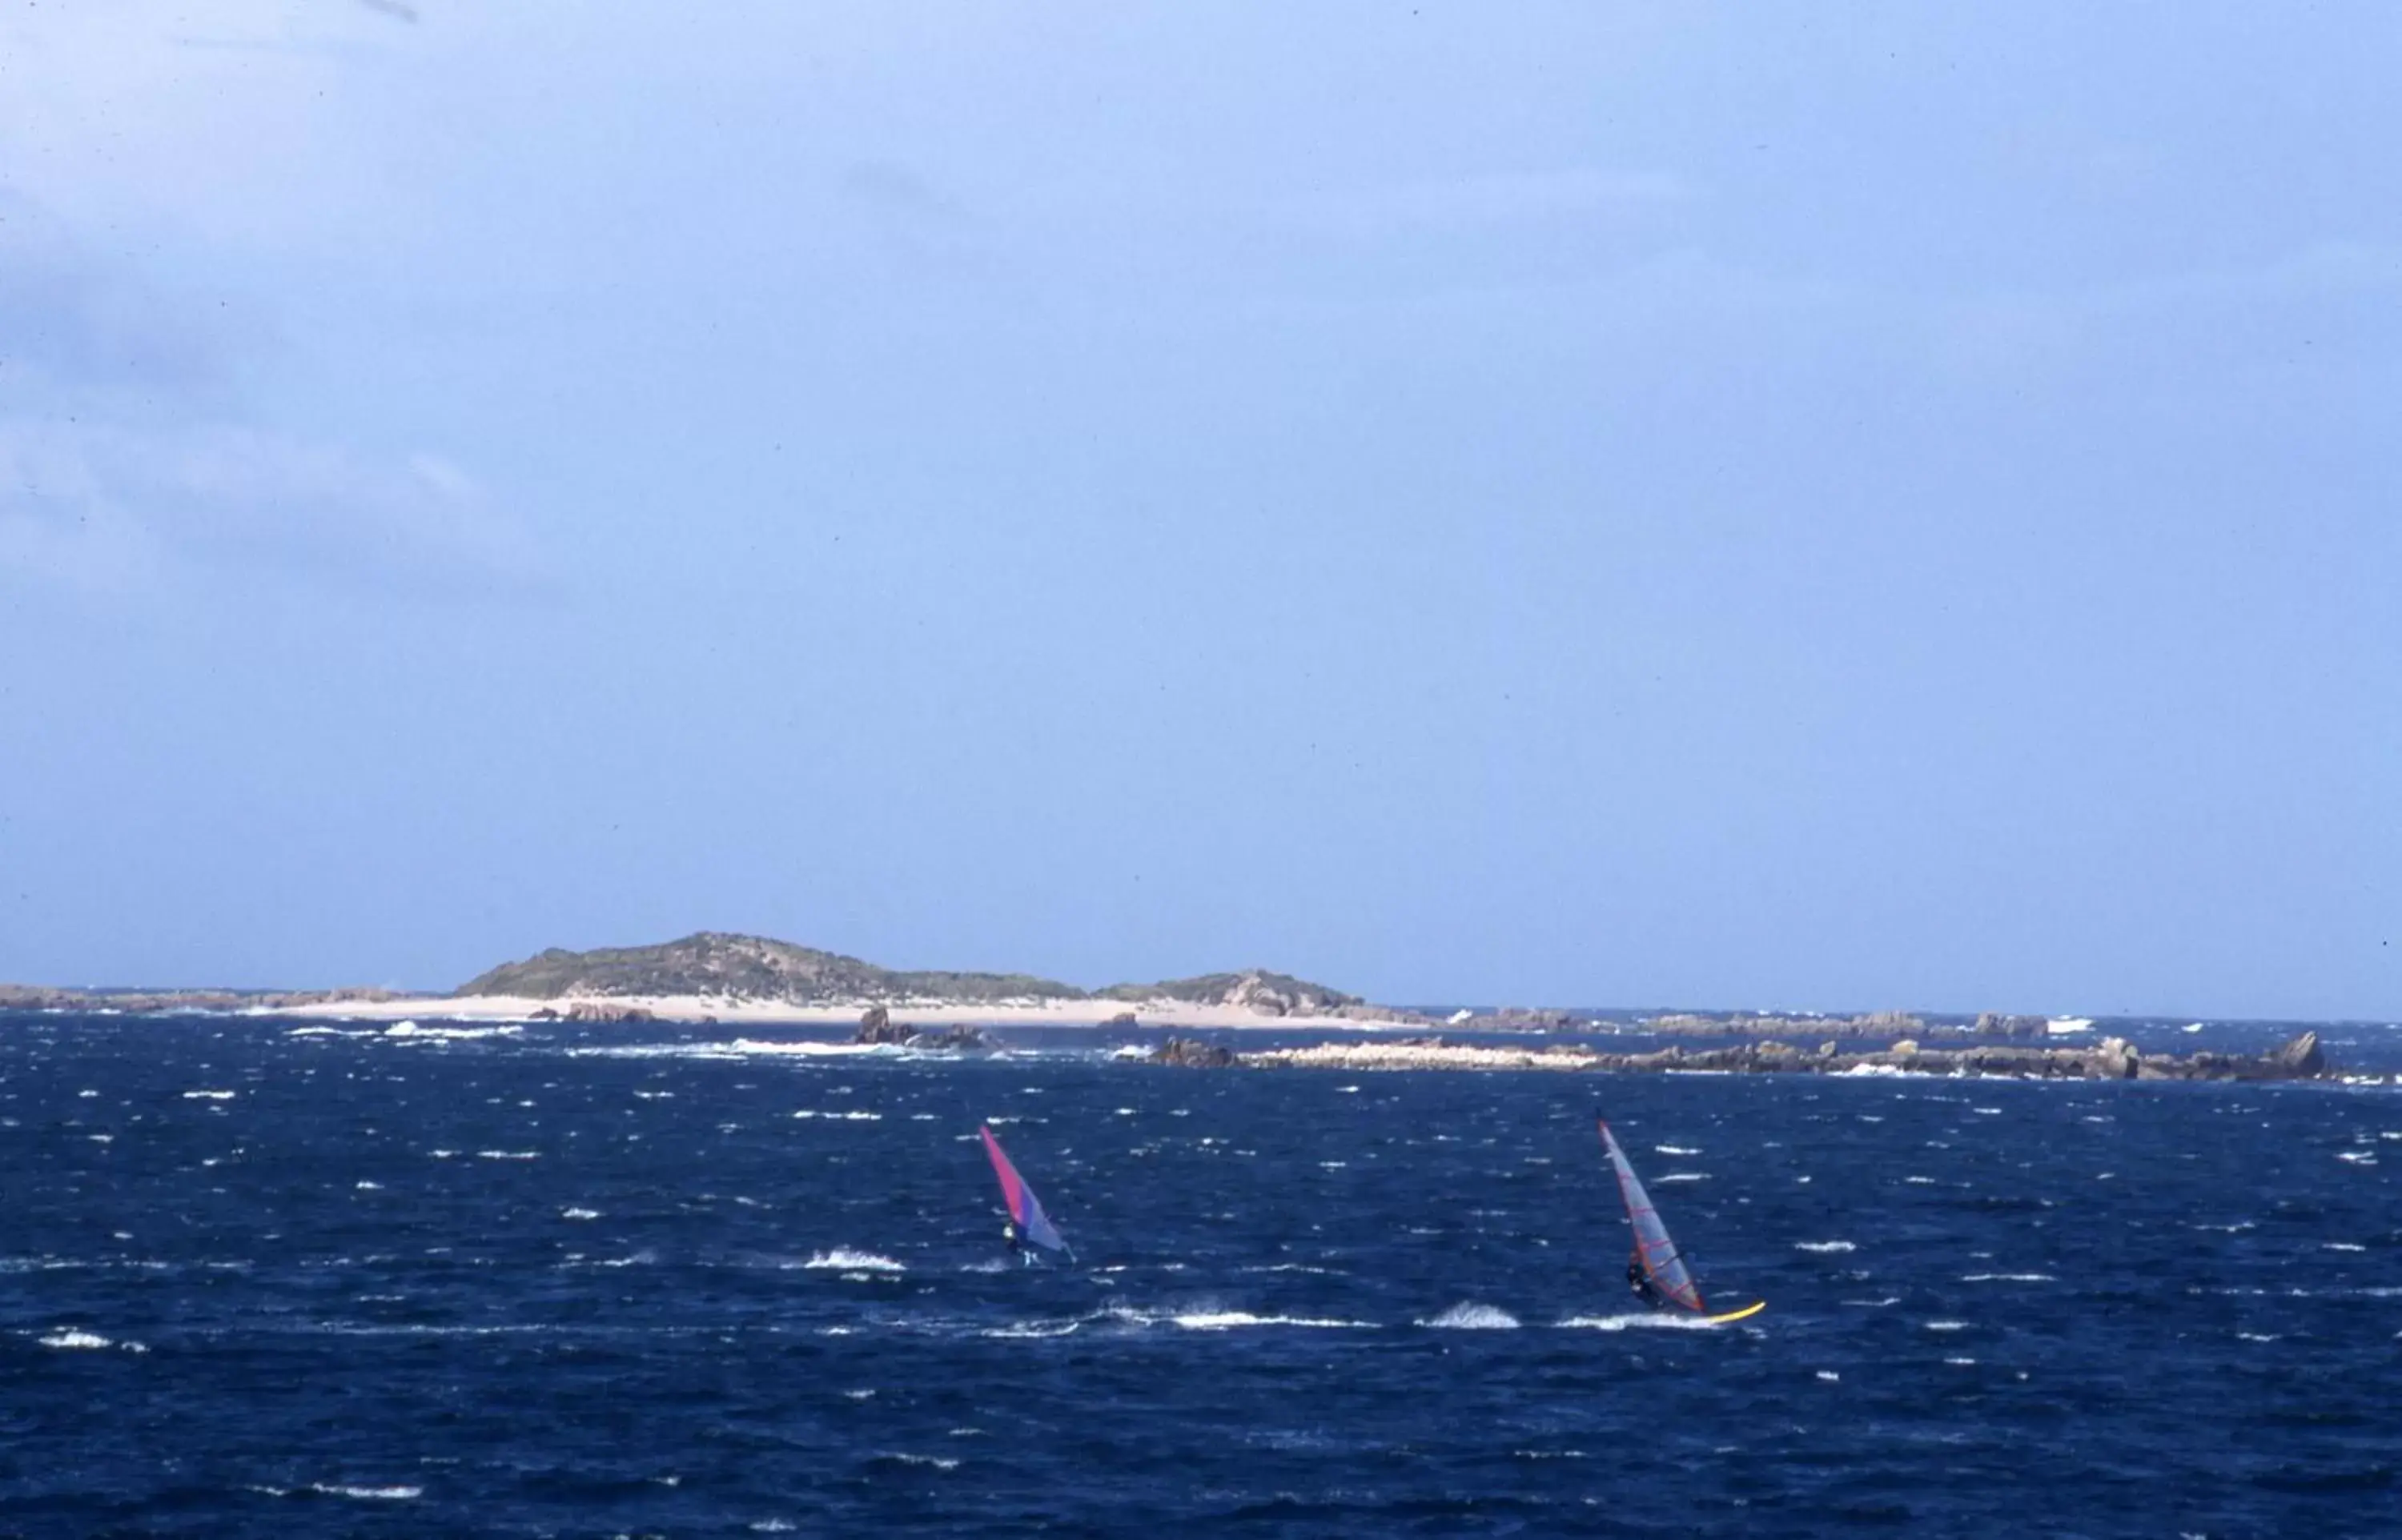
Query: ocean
[[2, 1012, 2396, 1536]]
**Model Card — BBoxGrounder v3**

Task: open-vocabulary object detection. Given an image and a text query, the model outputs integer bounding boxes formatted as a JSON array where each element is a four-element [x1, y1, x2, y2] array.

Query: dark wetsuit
[[1004, 1221, 1026, 1264], [1627, 1253, 1665, 1308]]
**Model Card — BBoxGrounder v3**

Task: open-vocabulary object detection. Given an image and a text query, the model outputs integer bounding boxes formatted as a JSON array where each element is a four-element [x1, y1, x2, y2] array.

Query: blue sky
[[2, 2, 2394, 1017]]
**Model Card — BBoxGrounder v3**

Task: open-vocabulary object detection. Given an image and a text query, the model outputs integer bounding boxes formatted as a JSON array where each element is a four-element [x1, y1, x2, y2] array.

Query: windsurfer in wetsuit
[[1627, 1251, 1665, 1309], [1003, 1218, 1027, 1265]]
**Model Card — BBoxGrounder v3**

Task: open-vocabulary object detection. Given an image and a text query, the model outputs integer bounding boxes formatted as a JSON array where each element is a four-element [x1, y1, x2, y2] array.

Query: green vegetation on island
[[452, 932, 1375, 1013]]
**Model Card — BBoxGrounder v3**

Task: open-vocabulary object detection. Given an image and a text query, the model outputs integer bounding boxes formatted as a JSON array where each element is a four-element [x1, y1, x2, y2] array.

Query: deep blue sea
[[3, 1011, 2398, 1537]]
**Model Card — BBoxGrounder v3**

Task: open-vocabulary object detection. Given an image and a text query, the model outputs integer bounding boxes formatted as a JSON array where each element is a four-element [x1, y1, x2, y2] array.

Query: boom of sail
[[980, 1123, 1072, 1257], [1598, 1118, 1706, 1313]]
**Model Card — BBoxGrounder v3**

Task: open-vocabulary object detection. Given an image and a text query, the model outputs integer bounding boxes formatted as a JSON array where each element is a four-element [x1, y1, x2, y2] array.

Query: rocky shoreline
[[1151, 1031, 2336, 1082]]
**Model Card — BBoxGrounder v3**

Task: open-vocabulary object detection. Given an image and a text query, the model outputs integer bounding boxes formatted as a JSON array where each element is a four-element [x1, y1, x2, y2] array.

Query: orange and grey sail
[[1598, 1118, 1705, 1313]]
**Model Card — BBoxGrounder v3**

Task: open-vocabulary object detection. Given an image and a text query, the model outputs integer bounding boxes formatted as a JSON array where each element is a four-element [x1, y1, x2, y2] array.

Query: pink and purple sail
[[1599, 1118, 1705, 1313], [981, 1124, 1070, 1257]]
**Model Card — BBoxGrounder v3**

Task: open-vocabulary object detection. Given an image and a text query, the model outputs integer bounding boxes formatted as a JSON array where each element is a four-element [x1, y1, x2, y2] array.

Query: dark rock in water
[[528, 1007, 560, 1021], [856, 1005, 913, 1045], [1151, 1037, 1238, 1068], [2267, 1031, 2324, 1076], [905, 1023, 991, 1053], [1106, 1011, 1139, 1028], [564, 1001, 654, 1023]]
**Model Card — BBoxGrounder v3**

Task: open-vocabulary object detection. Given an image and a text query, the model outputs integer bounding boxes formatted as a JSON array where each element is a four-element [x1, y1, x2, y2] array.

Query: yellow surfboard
[[1704, 1301, 1767, 1325]]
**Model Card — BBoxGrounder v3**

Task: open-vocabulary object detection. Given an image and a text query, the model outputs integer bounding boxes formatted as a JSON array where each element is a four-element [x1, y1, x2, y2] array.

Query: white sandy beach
[[266, 993, 1429, 1032]]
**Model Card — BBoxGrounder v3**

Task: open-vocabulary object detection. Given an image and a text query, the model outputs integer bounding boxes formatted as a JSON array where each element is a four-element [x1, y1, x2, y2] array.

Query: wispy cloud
[[0, 183, 537, 600], [0, 419, 542, 598], [354, 0, 420, 23]]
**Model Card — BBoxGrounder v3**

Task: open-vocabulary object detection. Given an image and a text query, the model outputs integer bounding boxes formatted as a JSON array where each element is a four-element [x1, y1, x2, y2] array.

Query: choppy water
[[4, 1012, 2398, 1536]]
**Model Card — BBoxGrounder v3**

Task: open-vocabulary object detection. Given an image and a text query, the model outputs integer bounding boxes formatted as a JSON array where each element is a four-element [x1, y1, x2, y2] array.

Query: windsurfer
[[1627, 1252, 1665, 1309], [1003, 1218, 1028, 1265]]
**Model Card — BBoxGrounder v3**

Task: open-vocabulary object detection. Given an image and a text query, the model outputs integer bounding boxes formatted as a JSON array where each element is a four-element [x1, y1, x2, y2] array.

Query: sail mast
[[1598, 1119, 1705, 1313]]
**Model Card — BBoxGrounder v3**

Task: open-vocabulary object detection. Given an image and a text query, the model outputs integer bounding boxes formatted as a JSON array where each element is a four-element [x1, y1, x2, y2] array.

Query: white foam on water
[[561, 1207, 600, 1221], [733, 1038, 896, 1057], [39, 1329, 125, 1350], [476, 1150, 539, 1160], [1972, 1106, 2002, 1115], [2321, 1242, 2366, 1253], [1839, 1064, 1906, 1077], [843, 1388, 876, 1400], [2238, 1331, 2279, 1343], [1923, 1320, 1970, 1332], [1418, 1302, 1520, 1330], [791, 1110, 882, 1121], [2047, 1018, 2095, 1035], [1841, 1297, 1901, 1308], [1556, 1312, 1721, 1331], [877, 1454, 960, 1470], [1167, 1310, 1370, 1331], [1944, 1357, 1978, 1366], [1904, 1175, 1937, 1185], [801, 1249, 905, 1273], [1653, 1172, 1707, 1183], [1962, 1273, 2055, 1283], [183, 1089, 237, 1101], [2336, 1151, 2376, 1165], [981, 1319, 1082, 1338], [1815, 1370, 1841, 1382], [751, 1522, 797, 1534], [309, 1484, 421, 1501], [384, 1022, 520, 1041], [1654, 1145, 1701, 1156], [1796, 1241, 1856, 1253]]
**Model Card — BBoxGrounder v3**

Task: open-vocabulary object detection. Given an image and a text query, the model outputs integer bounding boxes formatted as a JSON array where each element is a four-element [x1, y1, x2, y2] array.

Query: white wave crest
[[980, 1319, 1083, 1338], [1167, 1310, 1370, 1331], [1654, 1145, 1700, 1156], [183, 1089, 238, 1101], [1962, 1273, 2055, 1283], [1556, 1312, 1721, 1331], [309, 1484, 421, 1500], [1096, 1304, 1368, 1331], [1923, 1319, 1970, 1332], [39, 1329, 120, 1350], [1796, 1241, 1856, 1253], [792, 1109, 882, 1121], [801, 1249, 905, 1273], [1418, 1302, 1520, 1330]]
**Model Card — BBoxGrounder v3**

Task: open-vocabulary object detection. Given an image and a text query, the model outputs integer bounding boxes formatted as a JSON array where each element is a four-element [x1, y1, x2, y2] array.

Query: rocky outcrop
[[564, 1001, 655, 1023], [1150, 1037, 1239, 1068], [1641, 1010, 2047, 1041], [1216, 1030, 2337, 1081], [854, 1006, 987, 1051]]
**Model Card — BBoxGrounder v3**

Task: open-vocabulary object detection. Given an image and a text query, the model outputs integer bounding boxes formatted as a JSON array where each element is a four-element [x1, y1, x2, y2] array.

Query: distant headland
[[0, 932, 1430, 1030], [0, 932, 2352, 1081]]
